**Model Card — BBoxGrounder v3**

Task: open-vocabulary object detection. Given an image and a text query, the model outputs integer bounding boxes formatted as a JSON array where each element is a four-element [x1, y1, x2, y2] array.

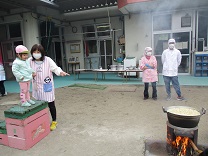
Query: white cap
[[168, 39, 176, 44], [144, 47, 152, 56]]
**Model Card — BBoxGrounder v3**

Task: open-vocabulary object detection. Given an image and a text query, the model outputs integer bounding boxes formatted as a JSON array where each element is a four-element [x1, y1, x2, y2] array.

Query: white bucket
[[110, 65, 117, 71], [117, 65, 124, 71]]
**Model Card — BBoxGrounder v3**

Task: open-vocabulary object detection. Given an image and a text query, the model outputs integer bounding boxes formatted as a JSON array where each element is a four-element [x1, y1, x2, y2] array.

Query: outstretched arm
[[48, 57, 70, 76]]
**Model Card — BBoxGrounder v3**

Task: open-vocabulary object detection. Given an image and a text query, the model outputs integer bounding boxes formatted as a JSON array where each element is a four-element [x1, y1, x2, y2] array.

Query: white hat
[[168, 39, 176, 44], [144, 47, 152, 56]]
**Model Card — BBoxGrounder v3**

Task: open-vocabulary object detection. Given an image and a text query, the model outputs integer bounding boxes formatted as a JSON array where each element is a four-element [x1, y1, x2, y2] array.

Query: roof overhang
[[118, 0, 208, 14]]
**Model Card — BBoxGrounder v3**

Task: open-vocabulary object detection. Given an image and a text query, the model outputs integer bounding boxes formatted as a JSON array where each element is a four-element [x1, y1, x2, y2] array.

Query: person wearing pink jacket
[[140, 47, 158, 100]]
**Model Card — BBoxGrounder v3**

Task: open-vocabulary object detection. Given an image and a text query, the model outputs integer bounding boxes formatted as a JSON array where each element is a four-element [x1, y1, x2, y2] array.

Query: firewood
[[189, 139, 203, 154]]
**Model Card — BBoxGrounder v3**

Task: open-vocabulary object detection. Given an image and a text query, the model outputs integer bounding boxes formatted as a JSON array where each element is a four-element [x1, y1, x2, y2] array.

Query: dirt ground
[[0, 85, 208, 156]]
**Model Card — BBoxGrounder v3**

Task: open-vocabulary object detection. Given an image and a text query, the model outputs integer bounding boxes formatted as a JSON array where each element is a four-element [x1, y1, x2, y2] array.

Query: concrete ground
[[0, 85, 208, 156]]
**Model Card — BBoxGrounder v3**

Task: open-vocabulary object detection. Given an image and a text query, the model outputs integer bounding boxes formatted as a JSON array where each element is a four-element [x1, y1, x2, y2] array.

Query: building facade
[[0, 0, 208, 79]]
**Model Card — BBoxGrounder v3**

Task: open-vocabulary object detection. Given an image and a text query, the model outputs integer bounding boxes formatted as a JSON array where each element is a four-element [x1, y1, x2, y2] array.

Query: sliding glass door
[[153, 31, 191, 74], [99, 40, 112, 69]]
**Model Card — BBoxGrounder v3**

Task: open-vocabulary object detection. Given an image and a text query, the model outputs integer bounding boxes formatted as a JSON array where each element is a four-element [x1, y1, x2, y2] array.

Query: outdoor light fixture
[[40, 0, 59, 7]]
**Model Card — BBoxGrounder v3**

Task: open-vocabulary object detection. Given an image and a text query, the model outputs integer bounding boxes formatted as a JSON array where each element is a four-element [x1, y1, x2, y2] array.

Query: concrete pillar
[[22, 13, 40, 50]]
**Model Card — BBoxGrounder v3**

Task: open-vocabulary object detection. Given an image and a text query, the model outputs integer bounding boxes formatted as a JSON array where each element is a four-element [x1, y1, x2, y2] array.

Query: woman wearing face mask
[[29, 44, 70, 131], [140, 47, 158, 100]]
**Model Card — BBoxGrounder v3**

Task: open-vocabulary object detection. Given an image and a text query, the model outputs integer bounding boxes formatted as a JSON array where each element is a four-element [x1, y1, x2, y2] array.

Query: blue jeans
[[144, 82, 157, 98], [163, 76, 181, 97]]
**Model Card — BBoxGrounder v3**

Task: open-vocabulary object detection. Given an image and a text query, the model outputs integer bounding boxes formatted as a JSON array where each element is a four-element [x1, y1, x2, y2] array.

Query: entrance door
[[154, 32, 191, 74], [84, 40, 100, 69], [99, 40, 112, 69], [1, 41, 23, 80]]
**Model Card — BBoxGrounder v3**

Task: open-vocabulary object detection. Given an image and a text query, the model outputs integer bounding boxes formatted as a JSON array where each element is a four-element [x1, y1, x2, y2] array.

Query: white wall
[[171, 10, 193, 31], [124, 13, 152, 63]]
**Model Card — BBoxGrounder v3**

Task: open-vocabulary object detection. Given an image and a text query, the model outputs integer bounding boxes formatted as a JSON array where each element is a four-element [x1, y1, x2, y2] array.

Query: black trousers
[[48, 101, 56, 121], [144, 82, 157, 98], [0, 81, 5, 95]]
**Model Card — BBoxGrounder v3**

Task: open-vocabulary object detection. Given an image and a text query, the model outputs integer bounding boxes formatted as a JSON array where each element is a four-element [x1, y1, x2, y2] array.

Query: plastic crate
[[202, 63, 208, 69], [203, 56, 208, 62], [195, 56, 202, 62], [196, 63, 202, 70], [0, 120, 7, 134], [4, 100, 48, 119]]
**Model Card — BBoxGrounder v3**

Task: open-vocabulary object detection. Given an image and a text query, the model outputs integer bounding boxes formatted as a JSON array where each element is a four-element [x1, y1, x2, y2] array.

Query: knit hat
[[15, 45, 29, 54]]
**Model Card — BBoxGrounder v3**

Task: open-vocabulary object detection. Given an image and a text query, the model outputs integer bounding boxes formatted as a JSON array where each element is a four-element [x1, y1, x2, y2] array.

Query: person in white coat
[[0, 63, 6, 96], [161, 38, 185, 101]]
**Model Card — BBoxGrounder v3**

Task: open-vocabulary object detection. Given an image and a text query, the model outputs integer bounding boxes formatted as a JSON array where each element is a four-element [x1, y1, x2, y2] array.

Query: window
[[153, 14, 172, 31], [198, 10, 208, 51], [8, 23, 22, 38], [82, 23, 111, 39], [82, 25, 95, 38], [84, 40, 97, 57], [53, 26, 61, 38], [0, 25, 7, 40], [96, 23, 111, 37]]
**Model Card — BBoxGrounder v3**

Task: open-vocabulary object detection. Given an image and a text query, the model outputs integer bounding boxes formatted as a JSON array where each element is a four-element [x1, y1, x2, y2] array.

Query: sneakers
[[50, 121, 57, 131], [166, 95, 171, 101], [177, 96, 185, 101], [27, 100, 36, 105], [21, 101, 31, 107]]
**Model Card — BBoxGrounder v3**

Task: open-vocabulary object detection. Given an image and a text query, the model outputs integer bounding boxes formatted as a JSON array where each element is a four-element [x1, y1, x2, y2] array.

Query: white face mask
[[33, 53, 42, 60], [146, 51, 152, 56], [169, 44, 175, 50]]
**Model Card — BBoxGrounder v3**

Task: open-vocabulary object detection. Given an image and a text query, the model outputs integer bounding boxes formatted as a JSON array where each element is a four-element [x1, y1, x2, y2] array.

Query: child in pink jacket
[[140, 47, 158, 100]]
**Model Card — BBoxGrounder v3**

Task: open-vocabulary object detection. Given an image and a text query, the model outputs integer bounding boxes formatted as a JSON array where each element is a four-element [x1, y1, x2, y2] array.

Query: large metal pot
[[162, 106, 206, 128]]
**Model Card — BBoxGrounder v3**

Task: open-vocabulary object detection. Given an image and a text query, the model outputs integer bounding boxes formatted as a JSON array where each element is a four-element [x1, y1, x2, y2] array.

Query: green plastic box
[[0, 120, 7, 134], [4, 100, 48, 120]]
